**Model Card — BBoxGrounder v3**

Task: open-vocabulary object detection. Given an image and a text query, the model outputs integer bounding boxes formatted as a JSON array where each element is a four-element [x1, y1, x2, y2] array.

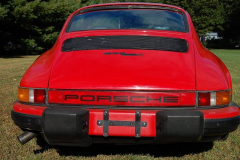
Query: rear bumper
[[11, 102, 240, 146]]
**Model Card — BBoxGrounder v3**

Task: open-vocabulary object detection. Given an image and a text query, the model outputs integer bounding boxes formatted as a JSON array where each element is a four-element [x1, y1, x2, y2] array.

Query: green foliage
[[157, 0, 225, 35], [0, 0, 239, 56], [0, 0, 82, 55], [220, 0, 240, 41]]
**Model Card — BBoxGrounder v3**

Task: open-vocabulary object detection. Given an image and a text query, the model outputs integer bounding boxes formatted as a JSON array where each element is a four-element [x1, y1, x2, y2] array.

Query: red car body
[[12, 3, 240, 146]]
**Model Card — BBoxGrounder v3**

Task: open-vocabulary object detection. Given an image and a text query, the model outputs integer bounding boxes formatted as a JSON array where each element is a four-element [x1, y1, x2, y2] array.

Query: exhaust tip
[[17, 132, 39, 145]]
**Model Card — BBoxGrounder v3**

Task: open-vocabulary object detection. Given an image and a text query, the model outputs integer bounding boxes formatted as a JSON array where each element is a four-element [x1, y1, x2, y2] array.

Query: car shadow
[[34, 137, 214, 158]]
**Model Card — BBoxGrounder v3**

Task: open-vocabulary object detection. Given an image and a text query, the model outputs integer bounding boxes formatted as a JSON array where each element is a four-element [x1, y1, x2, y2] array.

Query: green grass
[[0, 50, 240, 159]]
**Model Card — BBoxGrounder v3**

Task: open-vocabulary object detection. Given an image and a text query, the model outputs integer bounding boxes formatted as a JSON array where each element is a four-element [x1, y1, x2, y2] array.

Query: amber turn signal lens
[[18, 87, 46, 104], [216, 91, 231, 105], [18, 88, 29, 103], [198, 90, 231, 106]]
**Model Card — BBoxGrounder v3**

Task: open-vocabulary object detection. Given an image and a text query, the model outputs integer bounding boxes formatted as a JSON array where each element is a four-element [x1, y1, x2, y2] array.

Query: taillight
[[18, 87, 46, 104], [198, 90, 230, 106], [198, 92, 210, 106]]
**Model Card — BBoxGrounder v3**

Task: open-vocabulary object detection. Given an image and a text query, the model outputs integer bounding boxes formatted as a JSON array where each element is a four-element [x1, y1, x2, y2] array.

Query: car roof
[[73, 2, 187, 15]]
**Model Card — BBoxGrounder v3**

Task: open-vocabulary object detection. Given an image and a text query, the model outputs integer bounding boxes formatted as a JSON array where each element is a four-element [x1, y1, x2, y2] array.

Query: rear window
[[68, 9, 187, 32]]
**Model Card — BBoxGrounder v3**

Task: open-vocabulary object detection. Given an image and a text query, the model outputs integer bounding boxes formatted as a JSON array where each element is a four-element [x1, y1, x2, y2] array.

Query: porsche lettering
[[64, 95, 178, 103]]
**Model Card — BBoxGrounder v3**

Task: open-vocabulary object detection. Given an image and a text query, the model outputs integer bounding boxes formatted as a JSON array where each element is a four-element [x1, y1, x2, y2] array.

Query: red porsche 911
[[12, 3, 240, 146]]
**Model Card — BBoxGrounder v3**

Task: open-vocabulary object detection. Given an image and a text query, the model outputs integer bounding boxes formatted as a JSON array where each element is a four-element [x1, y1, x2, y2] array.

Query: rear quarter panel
[[186, 12, 231, 92]]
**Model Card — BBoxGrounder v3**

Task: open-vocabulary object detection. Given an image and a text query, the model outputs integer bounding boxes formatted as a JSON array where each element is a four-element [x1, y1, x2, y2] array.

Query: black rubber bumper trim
[[11, 110, 42, 131], [204, 115, 240, 135], [11, 109, 240, 136], [229, 102, 240, 108], [16, 100, 231, 110]]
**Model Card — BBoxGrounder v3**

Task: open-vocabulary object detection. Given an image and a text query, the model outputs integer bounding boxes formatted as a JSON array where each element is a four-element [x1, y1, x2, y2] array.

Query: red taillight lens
[[18, 87, 46, 104], [34, 89, 46, 103], [198, 92, 210, 106], [198, 90, 231, 107]]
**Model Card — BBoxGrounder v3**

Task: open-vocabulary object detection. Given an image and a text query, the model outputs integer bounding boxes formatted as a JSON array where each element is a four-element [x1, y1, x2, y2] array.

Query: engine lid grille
[[62, 36, 188, 53]]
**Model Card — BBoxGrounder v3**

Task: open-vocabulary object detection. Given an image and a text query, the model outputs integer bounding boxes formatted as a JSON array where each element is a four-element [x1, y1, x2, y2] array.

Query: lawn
[[0, 50, 239, 159]]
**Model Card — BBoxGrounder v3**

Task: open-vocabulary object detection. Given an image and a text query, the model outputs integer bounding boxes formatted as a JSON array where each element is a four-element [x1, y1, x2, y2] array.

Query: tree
[[219, 0, 240, 41], [0, 0, 236, 56], [0, 0, 82, 55]]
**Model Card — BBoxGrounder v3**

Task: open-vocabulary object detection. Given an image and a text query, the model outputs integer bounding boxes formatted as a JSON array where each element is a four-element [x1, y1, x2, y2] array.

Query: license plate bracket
[[97, 110, 147, 138]]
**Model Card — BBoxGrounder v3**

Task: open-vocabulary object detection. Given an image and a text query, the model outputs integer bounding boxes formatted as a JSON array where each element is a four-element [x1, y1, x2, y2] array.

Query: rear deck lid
[[49, 35, 195, 91]]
